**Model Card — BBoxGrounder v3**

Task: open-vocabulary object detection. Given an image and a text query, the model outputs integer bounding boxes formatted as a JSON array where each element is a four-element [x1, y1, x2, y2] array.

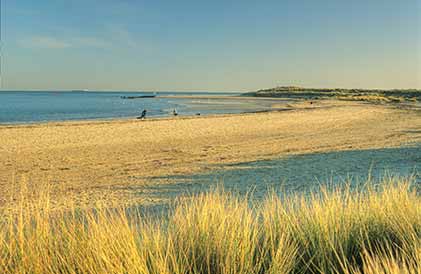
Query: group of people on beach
[[137, 108, 179, 119]]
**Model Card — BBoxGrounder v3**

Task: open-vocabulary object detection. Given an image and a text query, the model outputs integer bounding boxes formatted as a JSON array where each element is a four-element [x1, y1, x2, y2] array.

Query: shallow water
[[0, 91, 289, 124], [145, 145, 421, 201]]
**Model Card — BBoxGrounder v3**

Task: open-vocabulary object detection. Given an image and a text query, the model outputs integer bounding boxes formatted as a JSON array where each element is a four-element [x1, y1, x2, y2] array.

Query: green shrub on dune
[[0, 177, 419, 273], [245, 86, 421, 103]]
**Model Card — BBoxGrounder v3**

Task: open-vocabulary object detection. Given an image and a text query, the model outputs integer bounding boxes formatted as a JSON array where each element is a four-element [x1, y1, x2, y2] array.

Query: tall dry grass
[[0, 177, 419, 273]]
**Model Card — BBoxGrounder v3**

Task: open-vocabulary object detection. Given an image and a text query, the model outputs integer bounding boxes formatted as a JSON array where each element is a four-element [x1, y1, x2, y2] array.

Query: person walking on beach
[[138, 109, 147, 119], [173, 108, 178, 116]]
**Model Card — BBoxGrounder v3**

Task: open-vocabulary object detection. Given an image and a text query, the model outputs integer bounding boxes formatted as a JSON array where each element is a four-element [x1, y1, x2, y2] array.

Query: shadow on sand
[[142, 145, 421, 201]]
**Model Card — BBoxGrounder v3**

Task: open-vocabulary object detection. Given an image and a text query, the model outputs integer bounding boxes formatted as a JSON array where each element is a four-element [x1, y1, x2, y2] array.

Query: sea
[[0, 90, 285, 124]]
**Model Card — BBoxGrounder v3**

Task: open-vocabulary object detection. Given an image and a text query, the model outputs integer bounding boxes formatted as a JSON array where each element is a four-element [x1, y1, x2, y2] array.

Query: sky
[[1, 0, 420, 91]]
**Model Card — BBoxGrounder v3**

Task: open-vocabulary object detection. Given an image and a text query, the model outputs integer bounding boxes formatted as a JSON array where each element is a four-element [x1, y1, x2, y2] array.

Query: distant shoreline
[[0, 93, 292, 126], [1, 93, 420, 126], [0, 105, 293, 128], [244, 86, 421, 103]]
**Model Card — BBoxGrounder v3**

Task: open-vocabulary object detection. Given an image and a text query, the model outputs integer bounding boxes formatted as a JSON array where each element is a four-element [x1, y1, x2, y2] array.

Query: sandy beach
[[1, 100, 420, 208]]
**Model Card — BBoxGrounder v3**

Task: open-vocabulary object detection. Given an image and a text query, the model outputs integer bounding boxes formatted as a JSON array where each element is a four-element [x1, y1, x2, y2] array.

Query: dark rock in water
[[121, 95, 156, 99]]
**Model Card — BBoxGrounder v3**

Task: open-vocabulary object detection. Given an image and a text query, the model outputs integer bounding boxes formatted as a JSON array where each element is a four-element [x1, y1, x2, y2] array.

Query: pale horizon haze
[[1, 0, 420, 91]]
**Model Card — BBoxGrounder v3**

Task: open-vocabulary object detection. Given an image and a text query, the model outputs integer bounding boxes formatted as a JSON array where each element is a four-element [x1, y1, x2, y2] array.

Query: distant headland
[[243, 86, 421, 103]]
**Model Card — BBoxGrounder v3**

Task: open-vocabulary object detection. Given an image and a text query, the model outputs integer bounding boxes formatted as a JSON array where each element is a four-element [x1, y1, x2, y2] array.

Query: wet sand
[[158, 95, 292, 101], [1, 100, 421, 208]]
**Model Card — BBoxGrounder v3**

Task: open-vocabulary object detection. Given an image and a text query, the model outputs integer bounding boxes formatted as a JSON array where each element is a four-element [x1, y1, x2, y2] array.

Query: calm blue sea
[[0, 91, 282, 124]]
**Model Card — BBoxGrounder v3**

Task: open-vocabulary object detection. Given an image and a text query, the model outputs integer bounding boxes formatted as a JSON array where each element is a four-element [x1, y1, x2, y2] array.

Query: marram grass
[[0, 177, 419, 273]]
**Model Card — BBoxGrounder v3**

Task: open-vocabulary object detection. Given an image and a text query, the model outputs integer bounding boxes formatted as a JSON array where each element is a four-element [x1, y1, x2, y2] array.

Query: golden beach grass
[[0, 177, 419, 273]]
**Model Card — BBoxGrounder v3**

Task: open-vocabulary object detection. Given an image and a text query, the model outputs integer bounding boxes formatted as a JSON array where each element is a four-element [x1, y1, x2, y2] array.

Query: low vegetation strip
[[244, 86, 421, 103], [0, 177, 419, 273]]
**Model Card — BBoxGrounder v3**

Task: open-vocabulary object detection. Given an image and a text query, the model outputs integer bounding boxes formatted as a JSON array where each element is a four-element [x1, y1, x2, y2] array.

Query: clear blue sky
[[1, 0, 420, 91]]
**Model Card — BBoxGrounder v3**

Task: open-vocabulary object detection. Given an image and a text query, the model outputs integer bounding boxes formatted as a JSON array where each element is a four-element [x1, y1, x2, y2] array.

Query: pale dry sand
[[1, 100, 420, 208]]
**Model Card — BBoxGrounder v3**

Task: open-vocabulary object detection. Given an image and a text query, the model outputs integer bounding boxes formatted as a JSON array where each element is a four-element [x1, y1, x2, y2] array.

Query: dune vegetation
[[244, 86, 421, 103], [0, 177, 419, 274]]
